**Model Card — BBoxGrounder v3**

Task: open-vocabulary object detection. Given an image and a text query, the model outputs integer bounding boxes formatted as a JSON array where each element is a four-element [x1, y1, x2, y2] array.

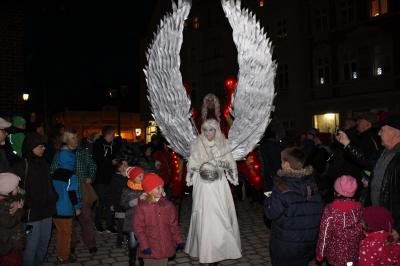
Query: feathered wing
[[144, 0, 196, 159], [222, 0, 277, 161]]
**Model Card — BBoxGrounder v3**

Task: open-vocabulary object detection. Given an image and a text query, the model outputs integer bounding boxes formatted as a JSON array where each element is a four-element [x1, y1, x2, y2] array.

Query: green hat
[[11, 116, 26, 127]]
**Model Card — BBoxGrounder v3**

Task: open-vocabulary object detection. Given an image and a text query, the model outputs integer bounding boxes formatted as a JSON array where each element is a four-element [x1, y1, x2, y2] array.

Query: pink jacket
[[316, 199, 363, 266], [359, 231, 400, 266], [134, 197, 184, 259]]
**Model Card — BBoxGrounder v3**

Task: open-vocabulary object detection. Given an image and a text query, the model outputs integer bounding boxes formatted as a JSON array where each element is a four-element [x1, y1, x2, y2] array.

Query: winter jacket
[[51, 148, 81, 217], [7, 132, 25, 157], [0, 195, 25, 256], [120, 187, 142, 232], [316, 199, 363, 266], [265, 167, 323, 264], [359, 230, 400, 266], [12, 132, 57, 222], [93, 137, 114, 184], [344, 143, 400, 231], [134, 197, 184, 259], [0, 145, 10, 173]]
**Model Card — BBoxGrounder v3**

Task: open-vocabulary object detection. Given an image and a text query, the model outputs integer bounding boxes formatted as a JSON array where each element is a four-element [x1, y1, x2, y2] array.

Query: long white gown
[[184, 138, 242, 263]]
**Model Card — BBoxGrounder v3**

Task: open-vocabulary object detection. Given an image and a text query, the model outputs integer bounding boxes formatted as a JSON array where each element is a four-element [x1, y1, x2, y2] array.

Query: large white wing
[[222, 0, 276, 161], [144, 0, 196, 159]]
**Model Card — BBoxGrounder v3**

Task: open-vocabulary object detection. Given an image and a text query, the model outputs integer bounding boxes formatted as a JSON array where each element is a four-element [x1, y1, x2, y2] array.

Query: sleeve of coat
[[86, 150, 97, 182], [315, 207, 332, 261], [264, 189, 286, 221], [168, 202, 184, 244], [49, 151, 60, 175], [134, 204, 150, 250]]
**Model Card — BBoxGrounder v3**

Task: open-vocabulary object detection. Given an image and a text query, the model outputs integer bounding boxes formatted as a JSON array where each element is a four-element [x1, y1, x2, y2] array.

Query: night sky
[[25, 1, 156, 113]]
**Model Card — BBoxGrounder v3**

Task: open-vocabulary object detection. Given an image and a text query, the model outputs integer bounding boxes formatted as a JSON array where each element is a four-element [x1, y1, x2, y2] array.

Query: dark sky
[[25, 1, 156, 113]]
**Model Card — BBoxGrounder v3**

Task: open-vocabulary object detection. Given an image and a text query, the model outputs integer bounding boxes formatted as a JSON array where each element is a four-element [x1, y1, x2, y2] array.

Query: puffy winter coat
[[134, 197, 184, 259], [316, 199, 363, 266], [359, 230, 400, 266]]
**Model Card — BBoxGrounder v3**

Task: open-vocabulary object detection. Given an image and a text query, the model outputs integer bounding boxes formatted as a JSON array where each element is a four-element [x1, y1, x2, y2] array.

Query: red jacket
[[134, 197, 184, 259], [359, 231, 400, 266], [316, 199, 363, 266]]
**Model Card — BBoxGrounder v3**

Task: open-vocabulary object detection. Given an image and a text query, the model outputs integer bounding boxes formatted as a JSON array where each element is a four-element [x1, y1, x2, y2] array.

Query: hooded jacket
[[12, 132, 57, 222], [316, 199, 363, 266]]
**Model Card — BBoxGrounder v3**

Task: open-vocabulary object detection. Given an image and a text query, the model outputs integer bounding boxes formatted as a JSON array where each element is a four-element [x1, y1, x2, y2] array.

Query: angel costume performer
[[143, 0, 276, 263], [185, 119, 240, 262]]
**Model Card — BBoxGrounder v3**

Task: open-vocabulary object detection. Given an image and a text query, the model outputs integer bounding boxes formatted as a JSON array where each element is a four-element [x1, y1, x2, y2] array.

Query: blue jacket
[[265, 167, 323, 244], [51, 148, 81, 217]]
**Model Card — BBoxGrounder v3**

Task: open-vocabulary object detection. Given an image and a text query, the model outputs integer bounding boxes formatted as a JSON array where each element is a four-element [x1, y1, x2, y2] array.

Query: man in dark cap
[[336, 114, 400, 239]]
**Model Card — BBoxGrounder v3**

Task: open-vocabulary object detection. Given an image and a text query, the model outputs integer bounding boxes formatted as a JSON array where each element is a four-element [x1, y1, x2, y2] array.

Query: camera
[[335, 126, 341, 135], [25, 225, 33, 236]]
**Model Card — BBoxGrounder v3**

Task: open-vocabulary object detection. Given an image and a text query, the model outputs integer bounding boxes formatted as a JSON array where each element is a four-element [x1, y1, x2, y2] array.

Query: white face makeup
[[204, 127, 216, 141]]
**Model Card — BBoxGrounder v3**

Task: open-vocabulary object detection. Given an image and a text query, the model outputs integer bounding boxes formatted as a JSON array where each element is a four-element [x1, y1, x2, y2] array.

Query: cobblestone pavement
[[45, 197, 321, 265]]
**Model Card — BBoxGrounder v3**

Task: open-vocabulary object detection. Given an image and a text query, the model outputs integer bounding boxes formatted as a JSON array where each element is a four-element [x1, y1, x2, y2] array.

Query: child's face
[[134, 173, 144, 184], [11, 186, 21, 196], [281, 160, 291, 171], [149, 185, 164, 199]]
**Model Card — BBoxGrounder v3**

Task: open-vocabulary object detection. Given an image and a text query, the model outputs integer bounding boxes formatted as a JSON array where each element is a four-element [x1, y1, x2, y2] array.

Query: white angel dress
[[184, 134, 241, 263]]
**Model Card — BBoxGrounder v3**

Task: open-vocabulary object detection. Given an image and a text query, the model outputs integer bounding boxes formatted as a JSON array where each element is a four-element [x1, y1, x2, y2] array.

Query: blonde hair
[[201, 93, 221, 122], [61, 129, 77, 145]]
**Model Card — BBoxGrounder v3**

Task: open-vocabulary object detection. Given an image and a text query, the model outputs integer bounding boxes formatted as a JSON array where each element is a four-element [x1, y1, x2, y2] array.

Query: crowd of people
[[0, 111, 400, 266]]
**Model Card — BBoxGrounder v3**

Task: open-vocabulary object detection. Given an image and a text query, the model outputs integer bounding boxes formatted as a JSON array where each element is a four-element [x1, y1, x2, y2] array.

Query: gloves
[[142, 248, 152, 255], [176, 243, 185, 251]]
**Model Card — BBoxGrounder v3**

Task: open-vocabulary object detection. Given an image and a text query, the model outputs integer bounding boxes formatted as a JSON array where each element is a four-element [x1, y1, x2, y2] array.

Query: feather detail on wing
[[144, 0, 196, 159], [222, 0, 277, 161]]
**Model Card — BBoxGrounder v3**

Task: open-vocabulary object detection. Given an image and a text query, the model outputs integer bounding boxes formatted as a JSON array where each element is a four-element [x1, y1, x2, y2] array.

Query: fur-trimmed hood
[[277, 165, 314, 178]]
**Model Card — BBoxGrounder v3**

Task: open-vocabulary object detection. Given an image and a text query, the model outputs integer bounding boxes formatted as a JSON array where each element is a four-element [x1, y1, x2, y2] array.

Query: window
[[373, 45, 390, 76], [275, 64, 289, 90], [276, 19, 287, 39], [342, 51, 357, 81], [339, 0, 354, 25], [316, 56, 330, 85], [370, 0, 388, 17], [313, 113, 339, 135], [314, 8, 328, 32], [193, 17, 200, 29], [259, 0, 264, 7]]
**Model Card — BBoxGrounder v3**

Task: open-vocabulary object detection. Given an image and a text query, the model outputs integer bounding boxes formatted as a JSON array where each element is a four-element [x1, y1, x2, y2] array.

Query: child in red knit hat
[[316, 175, 363, 266], [359, 207, 400, 266], [134, 173, 184, 266], [120, 166, 145, 266]]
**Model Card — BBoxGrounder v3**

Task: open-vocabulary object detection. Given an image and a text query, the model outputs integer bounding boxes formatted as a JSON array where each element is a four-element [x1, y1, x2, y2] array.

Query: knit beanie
[[0, 172, 20, 195], [126, 167, 144, 190], [363, 207, 394, 232], [142, 173, 164, 193], [334, 175, 357, 197], [11, 116, 26, 127]]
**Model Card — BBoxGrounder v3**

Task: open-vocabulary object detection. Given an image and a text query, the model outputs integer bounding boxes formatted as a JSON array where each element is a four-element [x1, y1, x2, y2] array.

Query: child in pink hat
[[134, 173, 184, 266], [316, 175, 363, 266]]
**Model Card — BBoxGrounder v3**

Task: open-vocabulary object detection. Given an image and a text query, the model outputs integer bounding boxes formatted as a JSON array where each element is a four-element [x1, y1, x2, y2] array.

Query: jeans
[[94, 184, 113, 228], [128, 232, 138, 249], [23, 217, 52, 266]]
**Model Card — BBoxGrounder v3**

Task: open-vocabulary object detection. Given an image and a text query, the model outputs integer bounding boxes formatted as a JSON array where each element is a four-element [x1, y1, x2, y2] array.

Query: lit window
[[342, 51, 357, 81], [352, 71, 358, 79], [313, 113, 340, 135], [320, 77, 325, 85], [259, 0, 264, 7], [377, 67, 383, 75], [193, 17, 200, 30], [370, 0, 388, 17], [316, 56, 330, 85]]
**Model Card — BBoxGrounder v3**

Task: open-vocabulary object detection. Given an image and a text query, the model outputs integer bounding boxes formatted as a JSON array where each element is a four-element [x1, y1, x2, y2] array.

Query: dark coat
[[0, 195, 25, 256], [265, 167, 323, 265], [12, 132, 57, 222], [120, 187, 142, 232], [110, 173, 126, 213], [134, 197, 184, 259], [93, 137, 114, 184], [344, 143, 400, 231]]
